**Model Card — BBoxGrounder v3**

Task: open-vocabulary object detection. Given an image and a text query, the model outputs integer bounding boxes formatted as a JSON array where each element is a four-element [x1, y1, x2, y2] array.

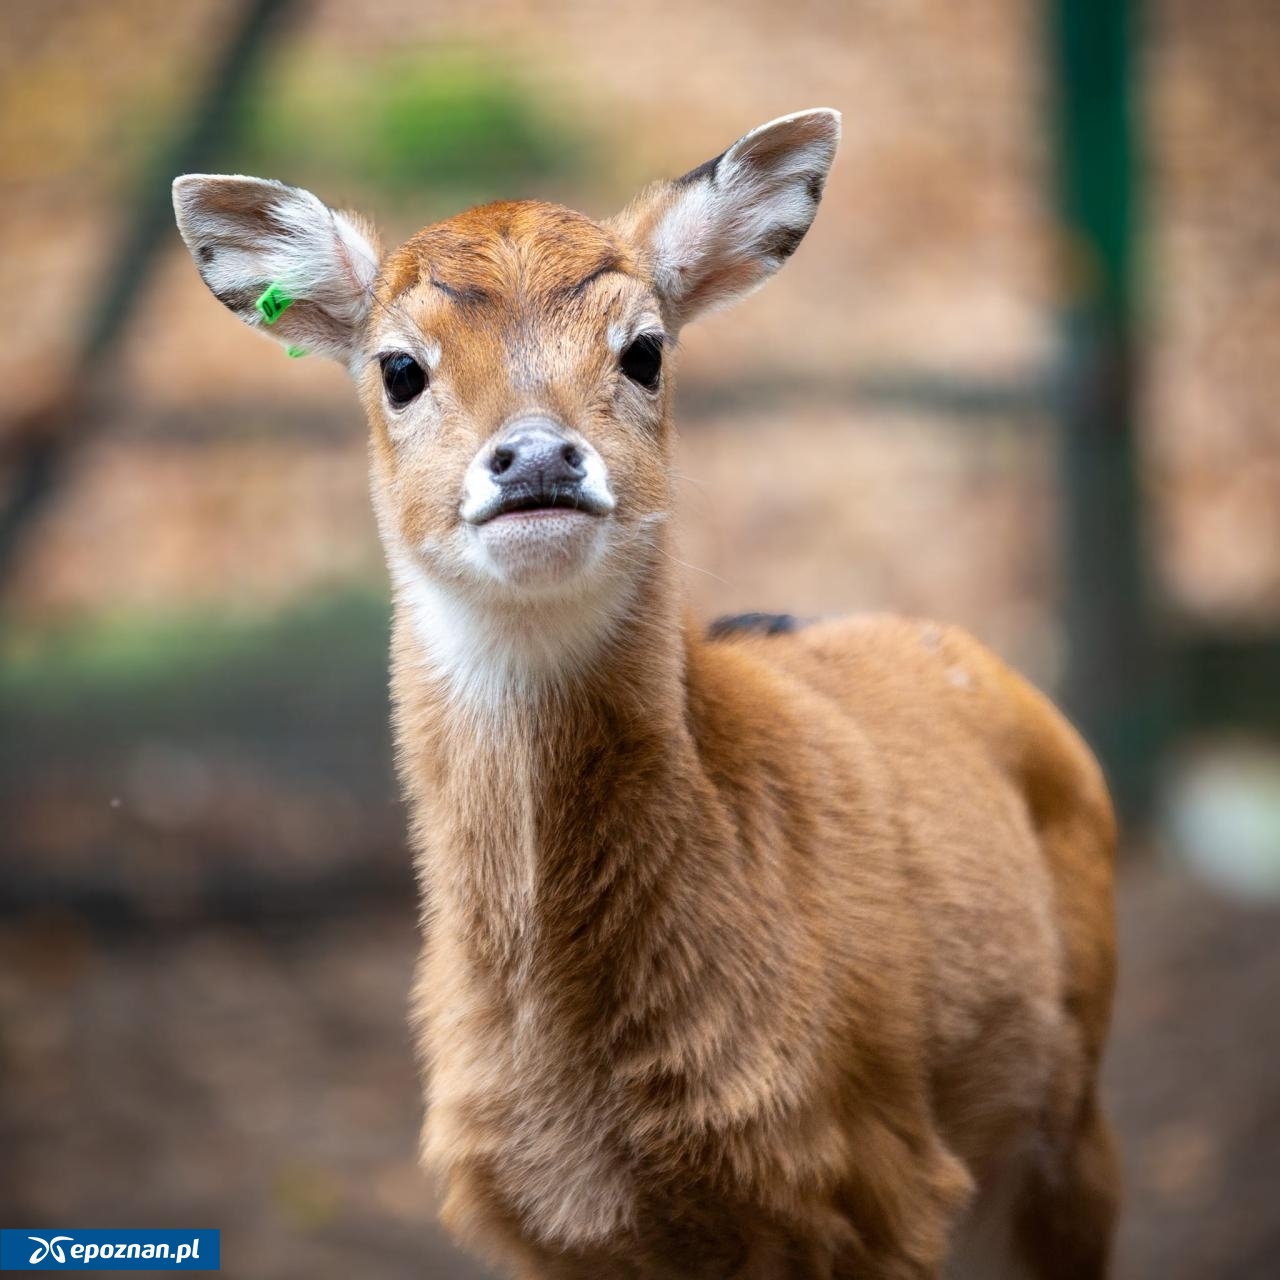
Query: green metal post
[[1049, 0, 1164, 820]]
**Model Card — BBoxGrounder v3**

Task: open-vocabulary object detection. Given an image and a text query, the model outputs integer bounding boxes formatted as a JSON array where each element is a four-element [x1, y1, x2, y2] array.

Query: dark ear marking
[[676, 148, 726, 188], [760, 225, 807, 261], [805, 172, 826, 202], [212, 284, 257, 311], [198, 244, 216, 265]]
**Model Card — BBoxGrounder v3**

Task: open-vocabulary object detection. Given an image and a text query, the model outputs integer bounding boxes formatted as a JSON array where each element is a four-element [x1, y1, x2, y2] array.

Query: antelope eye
[[380, 353, 426, 406], [620, 333, 663, 391]]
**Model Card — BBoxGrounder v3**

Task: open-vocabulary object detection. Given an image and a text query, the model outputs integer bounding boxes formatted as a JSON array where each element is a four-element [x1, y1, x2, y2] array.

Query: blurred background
[[1, 0, 1278, 1275]]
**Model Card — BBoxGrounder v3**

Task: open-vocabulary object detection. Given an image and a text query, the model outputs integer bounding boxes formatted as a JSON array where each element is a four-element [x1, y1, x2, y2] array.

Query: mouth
[[463, 477, 615, 588], [468, 484, 611, 526]]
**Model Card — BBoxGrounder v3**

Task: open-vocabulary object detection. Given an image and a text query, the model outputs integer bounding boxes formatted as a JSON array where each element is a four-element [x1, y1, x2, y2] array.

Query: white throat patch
[[387, 546, 644, 713]]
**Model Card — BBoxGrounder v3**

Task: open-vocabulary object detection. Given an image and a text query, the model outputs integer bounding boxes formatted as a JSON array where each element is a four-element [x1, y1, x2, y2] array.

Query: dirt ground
[[1, 856, 1277, 1280]]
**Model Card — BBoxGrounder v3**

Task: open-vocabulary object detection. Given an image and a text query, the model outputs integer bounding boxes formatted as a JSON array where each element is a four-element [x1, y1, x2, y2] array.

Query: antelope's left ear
[[611, 108, 840, 330], [172, 174, 381, 364]]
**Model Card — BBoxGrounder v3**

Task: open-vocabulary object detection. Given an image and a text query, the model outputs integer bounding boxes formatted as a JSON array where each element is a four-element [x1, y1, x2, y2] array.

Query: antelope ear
[[172, 174, 381, 364], [611, 109, 840, 329]]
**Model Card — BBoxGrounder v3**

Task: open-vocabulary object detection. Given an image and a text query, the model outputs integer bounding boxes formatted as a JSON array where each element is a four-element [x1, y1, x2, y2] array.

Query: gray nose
[[489, 423, 585, 490]]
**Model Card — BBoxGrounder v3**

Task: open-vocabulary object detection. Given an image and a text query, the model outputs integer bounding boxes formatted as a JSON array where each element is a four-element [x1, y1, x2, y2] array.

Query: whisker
[[671, 470, 715, 495], [657, 548, 734, 588]]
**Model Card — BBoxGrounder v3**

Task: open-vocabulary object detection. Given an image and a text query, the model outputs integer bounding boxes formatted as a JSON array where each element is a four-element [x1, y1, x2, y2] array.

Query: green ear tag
[[286, 345, 308, 359], [255, 282, 293, 326]]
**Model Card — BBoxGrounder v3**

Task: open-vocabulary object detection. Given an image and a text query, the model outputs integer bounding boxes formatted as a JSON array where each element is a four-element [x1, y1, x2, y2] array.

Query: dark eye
[[380, 352, 426, 406], [620, 333, 663, 391]]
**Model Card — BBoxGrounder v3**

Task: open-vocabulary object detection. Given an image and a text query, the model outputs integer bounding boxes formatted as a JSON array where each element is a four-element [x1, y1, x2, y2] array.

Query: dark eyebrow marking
[[563, 258, 625, 298], [431, 276, 490, 306]]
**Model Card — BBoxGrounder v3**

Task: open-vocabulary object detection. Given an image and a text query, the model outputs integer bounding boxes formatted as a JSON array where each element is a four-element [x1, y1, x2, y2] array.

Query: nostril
[[561, 443, 584, 473], [490, 445, 516, 477]]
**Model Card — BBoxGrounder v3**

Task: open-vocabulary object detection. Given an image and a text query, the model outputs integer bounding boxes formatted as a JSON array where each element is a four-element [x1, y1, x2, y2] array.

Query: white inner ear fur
[[642, 108, 841, 325], [173, 174, 381, 363]]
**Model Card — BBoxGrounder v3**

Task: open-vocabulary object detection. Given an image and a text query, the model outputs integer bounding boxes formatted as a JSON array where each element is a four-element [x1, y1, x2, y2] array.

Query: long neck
[[393, 536, 827, 1227], [389, 538, 709, 997]]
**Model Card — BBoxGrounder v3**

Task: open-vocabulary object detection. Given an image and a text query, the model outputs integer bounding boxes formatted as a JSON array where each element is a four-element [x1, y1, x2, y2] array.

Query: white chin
[[475, 510, 607, 590]]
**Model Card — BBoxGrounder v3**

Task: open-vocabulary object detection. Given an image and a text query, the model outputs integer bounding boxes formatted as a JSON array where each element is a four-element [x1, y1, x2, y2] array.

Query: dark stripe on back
[[706, 612, 803, 641]]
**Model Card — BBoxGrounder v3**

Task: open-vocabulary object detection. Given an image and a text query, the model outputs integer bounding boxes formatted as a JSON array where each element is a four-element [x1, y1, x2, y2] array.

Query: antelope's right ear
[[172, 174, 381, 364]]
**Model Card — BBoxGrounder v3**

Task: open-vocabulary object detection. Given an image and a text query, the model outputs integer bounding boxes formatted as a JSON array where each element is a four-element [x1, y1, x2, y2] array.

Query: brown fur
[[368, 208, 1119, 1278], [173, 116, 1119, 1277]]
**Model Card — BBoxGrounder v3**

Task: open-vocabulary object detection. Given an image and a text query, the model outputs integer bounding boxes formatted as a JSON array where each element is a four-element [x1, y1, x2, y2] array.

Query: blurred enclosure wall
[[1, 2, 1278, 1278]]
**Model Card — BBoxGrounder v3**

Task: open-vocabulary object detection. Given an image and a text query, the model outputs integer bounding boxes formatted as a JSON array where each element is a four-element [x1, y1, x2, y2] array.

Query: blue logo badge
[[0, 1231, 220, 1271]]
